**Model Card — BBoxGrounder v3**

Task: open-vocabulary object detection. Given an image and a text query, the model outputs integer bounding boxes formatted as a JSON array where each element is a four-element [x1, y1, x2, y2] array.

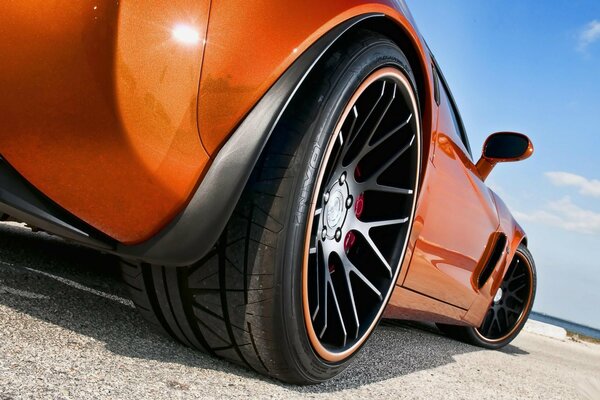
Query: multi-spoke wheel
[[303, 68, 420, 360], [120, 31, 421, 384], [438, 243, 537, 349]]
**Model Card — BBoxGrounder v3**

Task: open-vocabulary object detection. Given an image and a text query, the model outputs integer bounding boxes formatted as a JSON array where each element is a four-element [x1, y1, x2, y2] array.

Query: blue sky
[[407, 1, 600, 329]]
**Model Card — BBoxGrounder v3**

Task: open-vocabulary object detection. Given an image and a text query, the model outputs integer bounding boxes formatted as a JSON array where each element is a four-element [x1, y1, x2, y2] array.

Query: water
[[530, 312, 600, 340]]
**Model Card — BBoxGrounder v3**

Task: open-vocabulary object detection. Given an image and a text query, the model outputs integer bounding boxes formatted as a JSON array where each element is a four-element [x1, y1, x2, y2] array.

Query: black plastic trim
[[478, 234, 507, 288], [432, 62, 440, 106], [118, 14, 385, 266], [431, 57, 473, 158], [0, 157, 115, 250]]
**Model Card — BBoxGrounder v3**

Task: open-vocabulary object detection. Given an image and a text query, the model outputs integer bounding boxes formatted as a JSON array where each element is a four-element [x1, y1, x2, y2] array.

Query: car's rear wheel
[[437, 243, 536, 349], [121, 30, 421, 384]]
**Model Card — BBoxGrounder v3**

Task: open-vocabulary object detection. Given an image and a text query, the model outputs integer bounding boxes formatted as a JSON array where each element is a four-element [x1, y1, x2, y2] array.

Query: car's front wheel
[[437, 243, 537, 349], [121, 30, 422, 384]]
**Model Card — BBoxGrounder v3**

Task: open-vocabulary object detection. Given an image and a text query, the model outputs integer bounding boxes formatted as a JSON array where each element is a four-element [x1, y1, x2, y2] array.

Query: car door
[[403, 69, 499, 309]]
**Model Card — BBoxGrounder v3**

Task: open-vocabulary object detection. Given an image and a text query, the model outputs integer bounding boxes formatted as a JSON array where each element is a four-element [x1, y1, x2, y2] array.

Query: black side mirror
[[476, 132, 533, 180]]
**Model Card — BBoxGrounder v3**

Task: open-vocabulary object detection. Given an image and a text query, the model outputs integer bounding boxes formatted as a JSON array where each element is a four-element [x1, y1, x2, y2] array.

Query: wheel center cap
[[325, 189, 345, 230], [494, 288, 503, 304]]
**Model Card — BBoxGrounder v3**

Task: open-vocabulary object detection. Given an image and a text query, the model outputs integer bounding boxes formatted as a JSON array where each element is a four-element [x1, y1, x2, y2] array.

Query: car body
[[0, 0, 535, 383]]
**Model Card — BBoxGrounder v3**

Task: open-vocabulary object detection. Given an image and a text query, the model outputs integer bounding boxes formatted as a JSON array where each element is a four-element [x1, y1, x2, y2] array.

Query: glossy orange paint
[[0, 1, 211, 244], [384, 286, 468, 326], [197, 1, 433, 156], [401, 85, 499, 310], [0, 0, 533, 333], [387, 82, 532, 328], [0, 1, 432, 245]]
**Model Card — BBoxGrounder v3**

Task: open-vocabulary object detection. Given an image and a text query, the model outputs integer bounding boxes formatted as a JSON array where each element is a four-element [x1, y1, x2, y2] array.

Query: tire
[[121, 30, 421, 384], [437, 244, 537, 350]]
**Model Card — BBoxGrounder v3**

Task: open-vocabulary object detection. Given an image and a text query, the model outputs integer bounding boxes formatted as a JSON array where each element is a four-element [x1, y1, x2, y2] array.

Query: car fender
[[119, 10, 434, 265]]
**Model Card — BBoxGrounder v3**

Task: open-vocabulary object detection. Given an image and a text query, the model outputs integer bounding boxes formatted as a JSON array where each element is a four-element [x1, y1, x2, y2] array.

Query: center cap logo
[[325, 189, 345, 230]]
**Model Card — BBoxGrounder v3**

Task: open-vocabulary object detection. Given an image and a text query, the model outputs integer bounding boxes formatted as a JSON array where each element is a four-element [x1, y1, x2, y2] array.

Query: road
[[0, 222, 599, 399]]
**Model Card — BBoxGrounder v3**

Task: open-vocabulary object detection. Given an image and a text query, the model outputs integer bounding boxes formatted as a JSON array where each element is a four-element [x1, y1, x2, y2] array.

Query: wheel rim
[[475, 251, 534, 342], [302, 68, 421, 362]]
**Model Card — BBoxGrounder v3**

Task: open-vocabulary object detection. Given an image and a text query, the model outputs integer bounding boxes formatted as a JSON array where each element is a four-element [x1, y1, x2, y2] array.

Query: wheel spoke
[[327, 279, 348, 346], [361, 217, 409, 230], [358, 181, 414, 195], [358, 83, 397, 154], [510, 282, 527, 293], [507, 260, 521, 282], [312, 243, 325, 322], [481, 309, 494, 336], [326, 109, 357, 184], [367, 113, 412, 150], [338, 253, 361, 338], [508, 292, 525, 304], [369, 134, 415, 179], [493, 315, 502, 335], [359, 232, 393, 276], [339, 247, 382, 302], [342, 82, 389, 163], [501, 308, 510, 332], [506, 274, 527, 287], [318, 310, 328, 338], [344, 106, 359, 148], [318, 285, 327, 338], [355, 217, 409, 276], [350, 267, 382, 300], [505, 306, 521, 315]]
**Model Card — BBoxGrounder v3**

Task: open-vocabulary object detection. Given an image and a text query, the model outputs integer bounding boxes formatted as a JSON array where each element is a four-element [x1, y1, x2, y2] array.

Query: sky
[[407, 1, 600, 329]]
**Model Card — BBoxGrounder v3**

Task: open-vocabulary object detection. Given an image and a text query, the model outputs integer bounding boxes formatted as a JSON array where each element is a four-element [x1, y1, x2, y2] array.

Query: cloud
[[515, 197, 600, 235], [578, 20, 600, 51], [545, 171, 600, 198]]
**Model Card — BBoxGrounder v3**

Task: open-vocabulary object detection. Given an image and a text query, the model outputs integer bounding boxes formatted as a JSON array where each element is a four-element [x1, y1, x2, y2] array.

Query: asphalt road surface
[[1, 222, 599, 400]]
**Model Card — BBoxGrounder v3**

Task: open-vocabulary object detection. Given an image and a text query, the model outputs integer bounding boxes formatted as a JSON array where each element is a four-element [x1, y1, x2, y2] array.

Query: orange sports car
[[0, 1, 535, 384]]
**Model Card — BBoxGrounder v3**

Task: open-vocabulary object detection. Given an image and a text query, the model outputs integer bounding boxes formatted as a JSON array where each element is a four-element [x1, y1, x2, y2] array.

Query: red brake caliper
[[344, 231, 356, 254], [354, 192, 364, 219], [344, 192, 364, 254]]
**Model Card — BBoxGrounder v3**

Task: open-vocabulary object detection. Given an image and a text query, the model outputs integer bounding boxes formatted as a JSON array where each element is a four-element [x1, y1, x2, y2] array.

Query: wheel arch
[[287, 16, 434, 178], [115, 12, 434, 266], [353, 16, 432, 136]]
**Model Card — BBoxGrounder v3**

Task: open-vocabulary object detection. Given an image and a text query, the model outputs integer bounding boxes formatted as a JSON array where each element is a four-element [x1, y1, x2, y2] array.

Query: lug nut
[[334, 228, 342, 242], [339, 172, 346, 185], [323, 191, 330, 204], [321, 228, 327, 240], [346, 195, 353, 209]]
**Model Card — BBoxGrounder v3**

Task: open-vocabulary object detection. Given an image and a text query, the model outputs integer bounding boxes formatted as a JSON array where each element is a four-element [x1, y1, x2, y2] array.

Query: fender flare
[[117, 14, 390, 265]]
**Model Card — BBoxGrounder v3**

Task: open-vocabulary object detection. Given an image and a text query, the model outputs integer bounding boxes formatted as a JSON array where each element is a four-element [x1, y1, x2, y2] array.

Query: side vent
[[477, 234, 507, 288]]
